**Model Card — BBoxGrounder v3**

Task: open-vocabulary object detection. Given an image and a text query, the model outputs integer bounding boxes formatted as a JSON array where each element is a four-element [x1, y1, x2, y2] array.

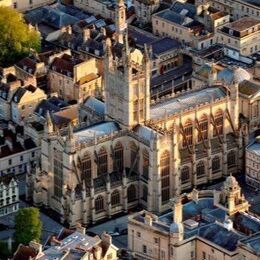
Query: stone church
[[27, 0, 244, 227]]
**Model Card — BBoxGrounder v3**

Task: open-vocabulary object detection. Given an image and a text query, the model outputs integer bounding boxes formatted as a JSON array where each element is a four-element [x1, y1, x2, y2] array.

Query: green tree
[[0, 6, 40, 67], [14, 207, 42, 245]]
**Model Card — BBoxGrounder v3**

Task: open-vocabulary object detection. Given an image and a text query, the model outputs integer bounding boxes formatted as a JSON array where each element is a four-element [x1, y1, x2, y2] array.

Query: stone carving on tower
[[104, 31, 151, 128], [115, 0, 127, 44], [215, 175, 249, 215]]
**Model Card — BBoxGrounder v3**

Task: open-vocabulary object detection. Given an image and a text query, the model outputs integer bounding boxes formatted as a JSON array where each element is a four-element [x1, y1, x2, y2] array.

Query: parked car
[[120, 228, 128, 235]]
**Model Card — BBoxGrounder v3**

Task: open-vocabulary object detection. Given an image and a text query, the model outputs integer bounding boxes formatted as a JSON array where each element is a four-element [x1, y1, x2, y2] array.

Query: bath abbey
[[26, 1, 248, 227]]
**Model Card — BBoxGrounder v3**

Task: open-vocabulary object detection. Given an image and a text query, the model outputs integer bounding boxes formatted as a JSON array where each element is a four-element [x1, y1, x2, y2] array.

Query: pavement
[[88, 215, 129, 248], [0, 200, 63, 244], [0, 172, 258, 251]]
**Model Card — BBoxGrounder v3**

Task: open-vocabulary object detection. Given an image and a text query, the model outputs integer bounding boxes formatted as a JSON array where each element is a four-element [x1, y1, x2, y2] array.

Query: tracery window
[[160, 151, 170, 204], [196, 161, 205, 178], [198, 115, 208, 142], [111, 190, 120, 206], [95, 195, 104, 212], [142, 149, 149, 180], [97, 147, 107, 176], [181, 166, 190, 184], [82, 152, 91, 180], [183, 120, 193, 147], [228, 150, 236, 168], [54, 149, 63, 198], [214, 110, 223, 136], [142, 185, 148, 202], [113, 142, 124, 172], [130, 142, 139, 172], [127, 185, 137, 203], [212, 156, 220, 173]]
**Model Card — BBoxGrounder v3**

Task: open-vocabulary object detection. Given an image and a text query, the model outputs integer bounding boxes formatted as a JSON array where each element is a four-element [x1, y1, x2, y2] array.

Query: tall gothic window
[[142, 149, 149, 180], [82, 152, 91, 180], [113, 142, 124, 172], [181, 166, 190, 184], [142, 185, 148, 202], [212, 156, 220, 173], [196, 161, 205, 178], [198, 115, 208, 142], [127, 185, 137, 203], [227, 150, 236, 168], [183, 120, 193, 147], [111, 190, 120, 206], [214, 110, 223, 136], [160, 151, 170, 204], [97, 147, 107, 176], [54, 149, 63, 198], [95, 195, 104, 212], [130, 142, 139, 173]]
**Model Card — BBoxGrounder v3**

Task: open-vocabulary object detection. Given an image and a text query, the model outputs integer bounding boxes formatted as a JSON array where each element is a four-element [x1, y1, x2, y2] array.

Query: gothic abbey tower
[[104, 0, 151, 128], [115, 0, 127, 44]]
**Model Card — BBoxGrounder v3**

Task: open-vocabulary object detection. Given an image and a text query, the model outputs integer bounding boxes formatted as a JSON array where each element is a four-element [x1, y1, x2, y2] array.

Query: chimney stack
[[171, 196, 183, 224]]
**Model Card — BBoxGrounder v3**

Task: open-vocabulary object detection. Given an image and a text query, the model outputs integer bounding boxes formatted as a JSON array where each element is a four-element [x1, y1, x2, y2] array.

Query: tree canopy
[[14, 207, 42, 245], [0, 6, 40, 67]]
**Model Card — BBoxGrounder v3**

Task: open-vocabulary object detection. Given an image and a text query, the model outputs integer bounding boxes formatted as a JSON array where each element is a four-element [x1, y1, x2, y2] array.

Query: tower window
[[161, 150, 170, 204]]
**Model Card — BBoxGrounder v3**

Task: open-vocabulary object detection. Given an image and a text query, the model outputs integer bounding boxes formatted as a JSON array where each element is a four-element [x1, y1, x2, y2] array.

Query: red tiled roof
[[16, 57, 37, 75], [13, 244, 37, 260]]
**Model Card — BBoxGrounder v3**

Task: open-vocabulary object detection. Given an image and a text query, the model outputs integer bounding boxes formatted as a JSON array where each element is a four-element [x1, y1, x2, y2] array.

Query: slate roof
[[239, 80, 260, 97], [151, 58, 192, 89], [128, 27, 158, 48], [25, 5, 79, 29], [243, 0, 260, 7], [150, 87, 226, 119], [155, 9, 193, 26], [233, 212, 260, 235], [34, 97, 69, 118], [198, 223, 243, 251], [133, 125, 161, 141], [84, 96, 105, 115], [74, 121, 120, 143], [133, 195, 260, 253], [82, 39, 104, 56], [247, 139, 260, 155], [170, 1, 197, 19], [240, 233, 260, 254], [150, 37, 180, 56], [217, 67, 251, 84]]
